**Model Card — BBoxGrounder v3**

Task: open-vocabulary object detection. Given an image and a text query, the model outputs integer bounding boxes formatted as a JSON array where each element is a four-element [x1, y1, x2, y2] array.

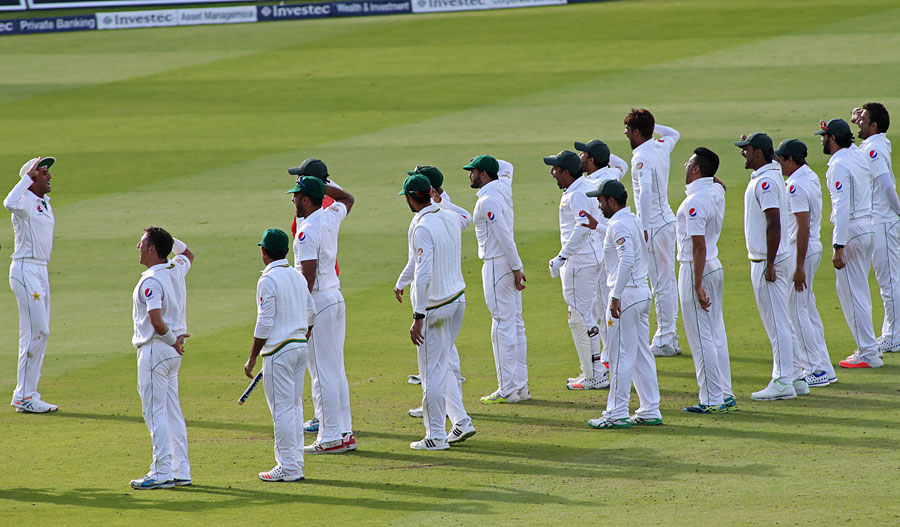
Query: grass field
[[2, 0, 900, 524]]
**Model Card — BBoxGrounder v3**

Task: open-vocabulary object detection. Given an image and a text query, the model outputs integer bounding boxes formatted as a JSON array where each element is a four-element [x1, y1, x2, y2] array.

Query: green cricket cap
[[407, 165, 444, 189], [286, 175, 326, 200], [814, 119, 852, 140], [574, 140, 610, 167], [399, 174, 432, 196], [774, 139, 807, 160], [258, 228, 290, 256], [543, 150, 582, 176], [586, 179, 627, 200], [36, 157, 55, 170], [462, 154, 500, 174], [288, 158, 329, 182], [734, 132, 773, 152]]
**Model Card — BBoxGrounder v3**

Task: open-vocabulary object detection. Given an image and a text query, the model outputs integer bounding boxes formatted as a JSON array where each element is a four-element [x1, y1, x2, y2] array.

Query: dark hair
[[786, 154, 806, 166], [307, 195, 323, 209], [693, 147, 720, 177], [144, 225, 173, 258], [863, 102, 890, 133], [760, 147, 774, 163], [408, 190, 431, 205], [614, 192, 628, 206], [624, 108, 655, 138], [265, 246, 288, 260], [835, 132, 854, 149], [476, 168, 498, 181]]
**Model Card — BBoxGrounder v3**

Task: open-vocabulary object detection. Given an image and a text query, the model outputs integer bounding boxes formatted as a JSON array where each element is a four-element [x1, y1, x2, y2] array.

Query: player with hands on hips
[[130, 226, 193, 490], [736, 133, 804, 400], [244, 228, 316, 482], [543, 150, 608, 390], [5, 156, 58, 414], [584, 179, 661, 429]]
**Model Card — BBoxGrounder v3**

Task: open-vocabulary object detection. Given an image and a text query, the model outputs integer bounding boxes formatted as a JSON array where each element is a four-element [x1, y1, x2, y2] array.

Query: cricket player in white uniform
[[400, 174, 475, 450], [244, 229, 316, 482], [461, 155, 528, 404], [775, 139, 836, 387], [675, 147, 734, 413], [288, 175, 357, 453], [584, 179, 661, 429], [395, 165, 472, 419], [575, 140, 628, 371], [736, 132, 804, 400], [544, 150, 608, 390], [5, 157, 58, 413], [130, 226, 193, 490], [815, 119, 881, 368], [624, 109, 681, 357], [853, 103, 900, 354]]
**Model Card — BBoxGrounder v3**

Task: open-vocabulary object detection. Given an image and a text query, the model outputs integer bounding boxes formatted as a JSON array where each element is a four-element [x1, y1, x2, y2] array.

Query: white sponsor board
[[411, 0, 564, 13], [98, 5, 255, 30]]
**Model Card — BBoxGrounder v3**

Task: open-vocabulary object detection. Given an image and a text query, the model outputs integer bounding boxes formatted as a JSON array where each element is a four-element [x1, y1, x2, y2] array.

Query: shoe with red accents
[[840, 353, 883, 369], [258, 464, 303, 482], [12, 397, 57, 413], [304, 438, 347, 454], [567, 371, 609, 390], [342, 432, 357, 451]]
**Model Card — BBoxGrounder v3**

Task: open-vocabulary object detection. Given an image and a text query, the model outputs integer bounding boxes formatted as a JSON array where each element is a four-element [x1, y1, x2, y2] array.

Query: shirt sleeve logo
[[487, 211, 495, 221], [870, 150, 878, 159], [298, 231, 306, 241], [259, 296, 263, 304], [688, 208, 697, 217], [329, 205, 340, 212], [657, 139, 665, 143], [761, 181, 770, 190], [835, 181, 843, 190], [578, 210, 586, 218], [789, 185, 796, 194], [417, 248, 423, 256], [36, 204, 43, 213], [635, 162, 644, 170], [616, 236, 626, 246], [144, 288, 152, 299]]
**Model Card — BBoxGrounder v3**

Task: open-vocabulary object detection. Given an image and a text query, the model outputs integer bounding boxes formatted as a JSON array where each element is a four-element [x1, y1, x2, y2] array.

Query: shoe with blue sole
[[130, 476, 175, 490], [303, 417, 319, 433]]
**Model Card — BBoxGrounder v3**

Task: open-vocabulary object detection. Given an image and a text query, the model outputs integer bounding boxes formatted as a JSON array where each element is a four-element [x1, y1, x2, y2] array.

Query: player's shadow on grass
[[49, 411, 272, 435], [665, 422, 899, 450]]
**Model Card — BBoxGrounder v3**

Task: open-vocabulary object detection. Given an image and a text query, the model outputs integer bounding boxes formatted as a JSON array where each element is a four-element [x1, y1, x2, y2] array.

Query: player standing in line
[[674, 148, 734, 413], [400, 174, 475, 450], [244, 229, 316, 482], [395, 165, 472, 418], [130, 226, 193, 490], [584, 179, 661, 429], [852, 103, 900, 355], [288, 175, 357, 453], [288, 159, 339, 435], [815, 119, 881, 369], [575, 139, 628, 374], [736, 133, 805, 400], [544, 150, 608, 390], [775, 139, 836, 387], [459, 155, 528, 404], [5, 157, 58, 413], [624, 109, 682, 357]]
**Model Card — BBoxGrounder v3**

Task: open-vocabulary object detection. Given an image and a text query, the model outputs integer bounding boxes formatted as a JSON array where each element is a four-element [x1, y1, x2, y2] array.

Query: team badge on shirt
[[487, 212, 495, 221], [761, 181, 770, 190], [636, 162, 644, 170], [835, 181, 843, 190], [789, 185, 796, 194], [689, 208, 697, 217], [870, 150, 878, 159], [417, 248, 423, 256], [330, 205, 340, 212], [616, 236, 625, 246], [144, 288, 153, 299]]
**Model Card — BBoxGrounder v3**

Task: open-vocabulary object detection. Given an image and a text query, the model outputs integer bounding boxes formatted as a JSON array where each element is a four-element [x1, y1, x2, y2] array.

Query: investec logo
[[0, 21, 14, 33], [266, 3, 333, 18], [417, 0, 485, 7]]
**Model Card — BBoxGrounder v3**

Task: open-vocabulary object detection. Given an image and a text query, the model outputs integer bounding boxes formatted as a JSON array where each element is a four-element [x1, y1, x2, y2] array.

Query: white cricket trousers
[[647, 223, 679, 348], [482, 257, 527, 397], [603, 290, 660, 420], [561, 263, 604, 379], [308, 288, 352, 444], [418, 295, 468, 441], [787, 243, 833, 375], [263, 341, 307, 478], [137, 341, 190, 482], [678, 258, 732, 406], [871, 220, 900, 346], [836, 231, 878, 361], [9, 259, 51, 403], [750, 258, 796, 383]]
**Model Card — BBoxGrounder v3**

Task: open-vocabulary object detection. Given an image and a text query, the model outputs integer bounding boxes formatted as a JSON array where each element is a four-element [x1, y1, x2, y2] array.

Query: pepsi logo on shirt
[[761, 181, 770, 191], [835, 181, 843, 190], [870, 150, 877, 159], [789, 185, 796, 194], [689, 208, 697, 217], [144, 288, 153, 299]]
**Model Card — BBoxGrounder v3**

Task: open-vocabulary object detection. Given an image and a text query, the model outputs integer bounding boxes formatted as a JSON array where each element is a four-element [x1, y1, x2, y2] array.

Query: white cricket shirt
[[675, 178, 725, 262], [743, 162, 790, 261], [4, 175, 54, 263], [784, 164, 823, 245], [410, 205, 466, 314], [859, 133, 896, 223], [132, 255, 190, 348], [630, 125, 679, 230], [826, 147, 873, 246], [558, 176, 601, 267], [294, 201, 347, 292], [254, 259, 316, 355], [604, 206, 650, 299], [474, 179, 522, 269]]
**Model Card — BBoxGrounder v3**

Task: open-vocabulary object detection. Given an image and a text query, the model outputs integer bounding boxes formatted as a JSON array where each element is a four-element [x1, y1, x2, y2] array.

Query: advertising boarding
[[411, 0, 564, 13]]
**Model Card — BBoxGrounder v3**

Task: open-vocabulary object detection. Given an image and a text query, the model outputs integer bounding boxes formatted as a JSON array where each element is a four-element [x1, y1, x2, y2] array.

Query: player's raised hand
[[579, 211, 598, 231], [394, 287, 404, 303], [851, 107, 862, 124], [430, 188, 442, 203]]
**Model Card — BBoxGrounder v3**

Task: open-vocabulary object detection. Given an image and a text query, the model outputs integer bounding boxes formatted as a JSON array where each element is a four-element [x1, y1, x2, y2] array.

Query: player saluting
[[130, 226, 193, 490], [584, 179, 661, 429], [244, 229, 316, 482], [400, 174, 475, 450], [5, 156, 58, 413], [815, 119, 880, 369]]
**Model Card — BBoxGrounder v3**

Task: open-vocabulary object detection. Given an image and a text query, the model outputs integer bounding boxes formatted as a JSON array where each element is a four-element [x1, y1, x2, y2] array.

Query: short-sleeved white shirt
[[743, 162, 790, 261], [675, 178, 725, 262], [784, 164, 823, 245], [132, 254, 191, 348], [294, 201, 347, 292]]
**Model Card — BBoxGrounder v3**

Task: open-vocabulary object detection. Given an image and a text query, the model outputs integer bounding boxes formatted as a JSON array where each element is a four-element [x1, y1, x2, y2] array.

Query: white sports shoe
[[567, 373, 585, 384], [651, 342, 682, 357], [12, 397, 57, 413], [877, 337, 900, 353], [410, 437, 449, 450], [792, 378, 810, 395], [258, 464, 303, 482], [750, 379, 797, 401], [517, 385, 532, 401], [447, 422, 477, 444], [408, 406, 423, 418], [304, 439, 347, 454], [567, 371, 609, 390]]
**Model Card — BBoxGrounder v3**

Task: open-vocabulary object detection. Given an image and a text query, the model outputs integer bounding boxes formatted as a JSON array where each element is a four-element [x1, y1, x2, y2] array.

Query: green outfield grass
[[1, 0, 900, 524]]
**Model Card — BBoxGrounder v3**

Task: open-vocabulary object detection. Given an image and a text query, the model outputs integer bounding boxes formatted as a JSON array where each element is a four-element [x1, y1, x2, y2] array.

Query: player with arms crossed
[[400, 174, 475, 450], [130, 226, 193, 490], [244, 228, 316, 482], [5, 157, 58, 413]]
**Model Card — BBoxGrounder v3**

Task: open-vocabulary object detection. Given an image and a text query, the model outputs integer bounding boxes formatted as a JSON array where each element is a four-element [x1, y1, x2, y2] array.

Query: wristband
[[172, 238, 187, 255], [413, 313, 425, 320], [833, 244, 844, 250], [159, 328, 177, 346]]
